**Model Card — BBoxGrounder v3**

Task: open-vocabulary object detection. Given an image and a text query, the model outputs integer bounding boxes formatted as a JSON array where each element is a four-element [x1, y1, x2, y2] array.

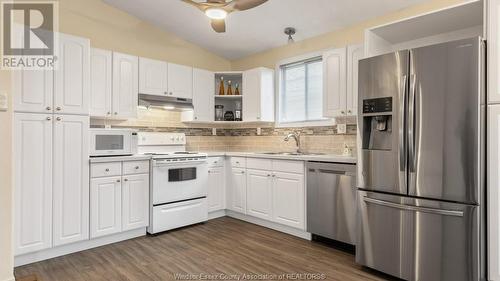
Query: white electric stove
[[137, 132, 208, 234]]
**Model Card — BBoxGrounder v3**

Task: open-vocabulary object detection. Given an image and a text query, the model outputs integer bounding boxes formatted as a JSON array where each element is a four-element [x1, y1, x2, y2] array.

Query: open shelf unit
[[214, 72, 243, 122]]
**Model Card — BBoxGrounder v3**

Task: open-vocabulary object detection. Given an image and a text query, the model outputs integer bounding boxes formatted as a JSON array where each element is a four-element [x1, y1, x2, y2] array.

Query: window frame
[[275, 51, 334, 128]]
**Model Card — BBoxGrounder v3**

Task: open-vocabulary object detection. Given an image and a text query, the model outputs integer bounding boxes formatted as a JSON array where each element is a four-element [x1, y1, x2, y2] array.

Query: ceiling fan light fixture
[[205, 8, 228, 20], [284, 27, 296, 44]]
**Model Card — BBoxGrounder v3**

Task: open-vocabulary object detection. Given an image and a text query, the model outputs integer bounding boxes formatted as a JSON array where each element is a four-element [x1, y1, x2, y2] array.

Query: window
[[278, 56, 327, 125]]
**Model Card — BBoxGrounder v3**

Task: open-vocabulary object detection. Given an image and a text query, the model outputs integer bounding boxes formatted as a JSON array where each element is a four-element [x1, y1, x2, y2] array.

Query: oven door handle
[[153, 160, 208, 167]]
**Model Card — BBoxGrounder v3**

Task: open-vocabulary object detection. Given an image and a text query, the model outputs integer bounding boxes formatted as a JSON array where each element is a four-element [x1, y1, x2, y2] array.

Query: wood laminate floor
[[15, 217, 395, 281]]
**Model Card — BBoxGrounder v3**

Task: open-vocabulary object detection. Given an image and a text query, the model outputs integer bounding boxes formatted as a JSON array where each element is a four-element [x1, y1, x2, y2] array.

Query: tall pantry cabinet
[[12, 33, 90, 255]]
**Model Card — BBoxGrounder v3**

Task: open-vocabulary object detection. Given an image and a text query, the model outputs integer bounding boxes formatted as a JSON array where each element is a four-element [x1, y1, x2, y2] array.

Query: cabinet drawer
[[123, 160, 150, 175], [230, 157, 246, 168], [272, 160, 304, 174], [91, 162, 122, 178], [247, 158, 272, 170], [208, 157, 224, 167]]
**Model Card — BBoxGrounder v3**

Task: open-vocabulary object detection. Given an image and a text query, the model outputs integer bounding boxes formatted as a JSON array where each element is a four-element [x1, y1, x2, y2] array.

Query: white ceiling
[[103, 0, 427, 60]]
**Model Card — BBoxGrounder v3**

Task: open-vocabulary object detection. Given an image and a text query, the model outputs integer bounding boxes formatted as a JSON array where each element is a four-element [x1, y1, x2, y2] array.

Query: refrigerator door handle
[[399, 74, 408, 173], [363, 197, 464, 217], [408, 74, 417, 173]]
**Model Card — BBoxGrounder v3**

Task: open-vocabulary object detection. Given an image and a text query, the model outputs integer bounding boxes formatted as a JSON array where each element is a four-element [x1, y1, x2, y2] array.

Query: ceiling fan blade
[[230, 0, 268, 11], [211, 19, 226, 33], [181, 0, 209, 10]]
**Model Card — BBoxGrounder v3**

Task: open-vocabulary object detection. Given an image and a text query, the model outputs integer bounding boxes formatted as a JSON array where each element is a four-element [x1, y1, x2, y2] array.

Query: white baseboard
[[14, 228, 146, 267], [226, 210, 312, 240], [208, 209, 226, 220]]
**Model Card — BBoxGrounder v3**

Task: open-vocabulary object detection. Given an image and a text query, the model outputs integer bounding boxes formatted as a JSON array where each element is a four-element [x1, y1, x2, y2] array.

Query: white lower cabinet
[[90, 176, 122, 238], [246, 169, 273, 221], [90, 160, 149, 239], [229, 167, 247, 214], [272, 172, 305, 229], [208, 166, 225, 212], [122, 174, 149, 231]]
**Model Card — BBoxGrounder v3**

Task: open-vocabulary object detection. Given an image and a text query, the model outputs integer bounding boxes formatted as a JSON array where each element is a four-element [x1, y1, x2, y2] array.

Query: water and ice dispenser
[[361, 97, 393, 151]]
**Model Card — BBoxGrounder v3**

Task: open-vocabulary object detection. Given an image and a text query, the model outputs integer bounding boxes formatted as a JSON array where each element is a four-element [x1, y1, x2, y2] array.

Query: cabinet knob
[[164, 92, 168, 95], [56, 107, 61, 111], [348, 110, 352, 114], [267, 174, 271, 177], [241, 171, 245, 174], [257, 117, 261, 120], [114, 112, 118, 115], [341, 110, 346, 114], [116, 179, 120, 182], [46, 116, 51, 121], [46, 106, 51, 111], [105, 168, 110, 172], [169, 92, 173, 95], [208, 171, 211, 174], [272, 174, 275, 177], [135, 166, 139, 169], [56, 117, 62, 121], [107, 112, 111, 115], [124, 178, 128, 182], [194, 117, 198, 120], [214, 161, 218, 164]]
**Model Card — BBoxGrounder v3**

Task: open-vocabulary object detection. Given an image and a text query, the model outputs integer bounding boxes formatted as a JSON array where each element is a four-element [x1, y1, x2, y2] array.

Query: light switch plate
[[257, 128, 261, 135], [0, 92, 8, 111], [337, 124, 347, 134], [212, 128, 217, 136]]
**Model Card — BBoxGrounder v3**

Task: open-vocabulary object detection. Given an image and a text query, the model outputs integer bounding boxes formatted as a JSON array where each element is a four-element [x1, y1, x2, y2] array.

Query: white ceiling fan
[[182, 0, 269, 33]]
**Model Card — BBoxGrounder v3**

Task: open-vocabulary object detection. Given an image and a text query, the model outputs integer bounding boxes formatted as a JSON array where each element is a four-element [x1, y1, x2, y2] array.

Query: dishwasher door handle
[[318, 169, 346, 175]]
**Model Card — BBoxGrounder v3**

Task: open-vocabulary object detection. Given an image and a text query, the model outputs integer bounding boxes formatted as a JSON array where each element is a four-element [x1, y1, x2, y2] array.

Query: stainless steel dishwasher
[[307, 161, 357, 245]]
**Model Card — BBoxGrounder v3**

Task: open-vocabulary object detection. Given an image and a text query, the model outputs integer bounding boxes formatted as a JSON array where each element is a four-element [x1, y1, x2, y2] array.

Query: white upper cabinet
[[54, 33, 90, 115], [192, 68, 214, 122], [139, 57, 168, 96], [113, 52, 138, 118], [242, 67, 274, 122], [489, 0, 500, 104], [168, 63, 193, 99], [323, 47, 347, 117], [12, 68, 53, 114], [346, 44, 364, 116], [122, 174, 149, 231], [52, 115, 90, 247], [90, 48, 112, 117], [13, 113, 53, 255]]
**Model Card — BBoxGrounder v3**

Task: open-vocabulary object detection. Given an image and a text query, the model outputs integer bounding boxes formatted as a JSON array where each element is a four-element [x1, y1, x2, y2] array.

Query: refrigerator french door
[[356, 37, 484, 281]]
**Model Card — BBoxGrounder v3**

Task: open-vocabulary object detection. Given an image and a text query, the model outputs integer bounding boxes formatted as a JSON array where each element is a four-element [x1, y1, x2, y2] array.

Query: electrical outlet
[[337, 124, 347, 134], [257, 127, 261, 135], [212, 128, 217, 136], [0, 92, 8, 111]]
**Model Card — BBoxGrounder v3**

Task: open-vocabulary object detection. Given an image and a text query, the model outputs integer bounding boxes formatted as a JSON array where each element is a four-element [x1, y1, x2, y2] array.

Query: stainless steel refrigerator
[[356, 37, 485, 281]]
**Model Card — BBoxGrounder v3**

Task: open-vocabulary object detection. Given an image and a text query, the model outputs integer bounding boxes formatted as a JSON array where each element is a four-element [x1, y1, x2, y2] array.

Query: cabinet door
[[346, 44, 363, 116], [54, 33, 90, 115], [122, 174, 149, 231], [139, 57, 168, 96], [208, 167, 225, 212], [168, 63, 193, 99], [12, 68, 53, 114], [90, 48, 112, 117], [323, 47, 347, 117], [272, 171, 305, 229], [489, 0, 500, 104], [90, 176, 122, 238], [230, 168, 246, 214], [489, 104, 500, 280], [246, 169, 273, 221], [13, 113, 53, 255], [243, 68, 274, 122], [192, 68, 214, 122], [53, 115, 90, 246], [113, 52, 138, 118]]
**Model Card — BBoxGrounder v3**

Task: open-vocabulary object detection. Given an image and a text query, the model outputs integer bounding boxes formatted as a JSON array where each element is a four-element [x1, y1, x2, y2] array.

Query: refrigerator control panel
[[363, 97, 392, 113]]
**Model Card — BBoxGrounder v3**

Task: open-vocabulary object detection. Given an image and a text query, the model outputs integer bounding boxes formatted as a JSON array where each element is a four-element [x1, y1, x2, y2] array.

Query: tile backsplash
[[90, 108, 357, 155]]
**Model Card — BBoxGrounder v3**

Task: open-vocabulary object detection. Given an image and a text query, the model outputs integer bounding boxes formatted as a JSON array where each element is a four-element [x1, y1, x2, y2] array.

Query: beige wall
[[231, 0, 465, 70], [57, 0, 231, 71], [0, 69, 13, 281]]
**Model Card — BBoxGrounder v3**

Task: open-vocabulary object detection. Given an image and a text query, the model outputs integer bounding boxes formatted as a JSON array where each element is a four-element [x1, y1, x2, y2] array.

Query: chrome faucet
[[284, 132, 302, 153]]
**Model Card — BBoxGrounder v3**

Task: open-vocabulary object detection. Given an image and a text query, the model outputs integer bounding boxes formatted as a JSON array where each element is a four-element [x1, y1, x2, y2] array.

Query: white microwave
[[89, 129, 138, 157]]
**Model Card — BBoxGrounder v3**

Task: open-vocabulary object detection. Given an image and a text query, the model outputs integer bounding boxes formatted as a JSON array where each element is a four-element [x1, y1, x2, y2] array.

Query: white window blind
[[279, 57, 324, 124]]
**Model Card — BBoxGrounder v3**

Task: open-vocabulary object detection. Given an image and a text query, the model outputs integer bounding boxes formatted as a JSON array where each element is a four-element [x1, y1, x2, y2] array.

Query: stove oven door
[[152, 159, 208, 205]]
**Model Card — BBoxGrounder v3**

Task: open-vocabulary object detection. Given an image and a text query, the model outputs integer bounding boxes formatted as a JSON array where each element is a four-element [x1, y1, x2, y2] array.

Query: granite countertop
[[89, 154, 152, 163], [202, 151, 357, 164]]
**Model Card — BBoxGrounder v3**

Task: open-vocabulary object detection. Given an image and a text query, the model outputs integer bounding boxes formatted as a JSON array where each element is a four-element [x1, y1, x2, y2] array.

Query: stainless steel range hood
[[138, 94, 193, 111]]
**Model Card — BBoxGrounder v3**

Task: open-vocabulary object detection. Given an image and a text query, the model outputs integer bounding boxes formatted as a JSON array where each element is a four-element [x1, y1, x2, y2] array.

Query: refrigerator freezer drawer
[[356, 191, 480, 281]]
